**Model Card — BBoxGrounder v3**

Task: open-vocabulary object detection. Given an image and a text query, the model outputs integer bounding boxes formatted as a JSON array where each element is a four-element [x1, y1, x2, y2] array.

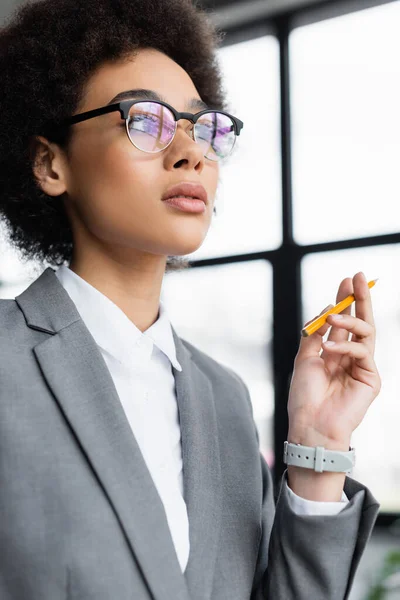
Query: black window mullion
[[271, 15, 303, 491]]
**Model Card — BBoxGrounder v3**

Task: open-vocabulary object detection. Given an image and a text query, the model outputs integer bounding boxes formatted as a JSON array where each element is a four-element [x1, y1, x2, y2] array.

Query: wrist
[[287, 428, 351, 453], [285, 431, 349, 501], [285, 431, 350, 501], [287, 465, 346, 502]]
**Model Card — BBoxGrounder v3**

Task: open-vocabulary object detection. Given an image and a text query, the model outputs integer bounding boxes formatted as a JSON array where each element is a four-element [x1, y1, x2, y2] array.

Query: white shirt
[[55, 265, 349, 573]]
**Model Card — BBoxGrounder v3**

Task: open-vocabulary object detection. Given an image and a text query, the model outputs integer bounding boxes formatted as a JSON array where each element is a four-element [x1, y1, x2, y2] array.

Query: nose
[[167, 117, 206, 171], [176, 118, 195, 141]]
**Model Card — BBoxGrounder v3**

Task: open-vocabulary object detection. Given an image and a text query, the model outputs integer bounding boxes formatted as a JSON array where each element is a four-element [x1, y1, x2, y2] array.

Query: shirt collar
[[54, 264, 182, 371]]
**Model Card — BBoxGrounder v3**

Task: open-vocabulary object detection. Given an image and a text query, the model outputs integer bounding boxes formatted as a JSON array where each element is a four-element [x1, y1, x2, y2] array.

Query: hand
[[286, 272, 381, 501], [287, 271, 381, 452]]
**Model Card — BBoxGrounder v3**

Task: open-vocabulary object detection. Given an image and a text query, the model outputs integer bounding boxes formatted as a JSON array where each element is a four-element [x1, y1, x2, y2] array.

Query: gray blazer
[[0, 267, 379, 600]]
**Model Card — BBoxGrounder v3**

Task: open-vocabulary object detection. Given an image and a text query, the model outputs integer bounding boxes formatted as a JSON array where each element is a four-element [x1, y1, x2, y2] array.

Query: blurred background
[[1, 0, 400, 597]]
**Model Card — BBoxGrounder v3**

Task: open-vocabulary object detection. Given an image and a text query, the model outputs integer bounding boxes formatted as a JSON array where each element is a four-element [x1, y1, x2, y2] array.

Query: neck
[[68, 251, 167, 333]]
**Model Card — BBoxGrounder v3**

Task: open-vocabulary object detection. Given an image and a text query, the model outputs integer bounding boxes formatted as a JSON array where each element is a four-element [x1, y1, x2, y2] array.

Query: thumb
[[296, 304, 334, 360]]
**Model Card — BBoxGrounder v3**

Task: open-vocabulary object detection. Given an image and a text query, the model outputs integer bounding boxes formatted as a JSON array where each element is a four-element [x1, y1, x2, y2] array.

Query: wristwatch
[[283, 441, 356, 473]]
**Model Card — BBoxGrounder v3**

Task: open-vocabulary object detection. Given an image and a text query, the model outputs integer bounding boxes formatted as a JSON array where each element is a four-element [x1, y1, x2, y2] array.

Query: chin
[[168, 239, 206, 256], [158, 231, 208, 255]]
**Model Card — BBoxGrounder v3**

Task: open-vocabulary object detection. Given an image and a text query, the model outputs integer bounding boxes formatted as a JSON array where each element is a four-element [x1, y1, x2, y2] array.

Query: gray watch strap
[[283, 441, 356, 473]]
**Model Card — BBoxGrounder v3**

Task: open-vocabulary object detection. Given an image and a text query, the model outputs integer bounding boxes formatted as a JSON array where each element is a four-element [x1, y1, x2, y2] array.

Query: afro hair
[[0, 0, 229, 272]]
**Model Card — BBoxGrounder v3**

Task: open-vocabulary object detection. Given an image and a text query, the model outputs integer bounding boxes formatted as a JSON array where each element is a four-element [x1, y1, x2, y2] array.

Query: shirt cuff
[[285, 480, 349, 515]]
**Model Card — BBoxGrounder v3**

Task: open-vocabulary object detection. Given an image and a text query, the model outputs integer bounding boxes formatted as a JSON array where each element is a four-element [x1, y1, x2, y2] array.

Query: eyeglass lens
[[126, 101, 236, 161]]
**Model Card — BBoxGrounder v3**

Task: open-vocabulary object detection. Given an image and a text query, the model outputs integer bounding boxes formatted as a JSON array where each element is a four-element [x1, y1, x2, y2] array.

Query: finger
[[326, 313, 375, 361], [321, 277, 354, 365], [326, 277, 354, 345], [322, 338, 376, 376], [303, 303, 334, 330], [325, 314, 374, 340], [321, 314, 375, 367], [353, 271, 376, 348], [323, 338, 380, 392]]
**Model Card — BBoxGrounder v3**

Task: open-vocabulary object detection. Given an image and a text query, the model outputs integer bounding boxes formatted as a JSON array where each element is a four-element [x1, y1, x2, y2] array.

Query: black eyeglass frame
[[57, 99, 244, 160]]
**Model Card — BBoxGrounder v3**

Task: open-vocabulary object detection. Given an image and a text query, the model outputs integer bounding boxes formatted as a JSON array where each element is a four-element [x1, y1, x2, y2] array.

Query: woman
[[0, 0, 380, 598]]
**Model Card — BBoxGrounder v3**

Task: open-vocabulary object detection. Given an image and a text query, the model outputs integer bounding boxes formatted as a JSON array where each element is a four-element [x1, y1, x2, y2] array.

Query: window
[[0, 222, 38, 299], [186, 35, 282, 261], [290, 1, 400, 244], [302, 245, 399, 512]]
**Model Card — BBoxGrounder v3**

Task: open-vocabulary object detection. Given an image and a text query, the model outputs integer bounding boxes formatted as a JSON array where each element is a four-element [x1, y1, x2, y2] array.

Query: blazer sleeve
[[251, 454, 380, 600], [223, 363, 380, 600], [230, 377, 380, 600]]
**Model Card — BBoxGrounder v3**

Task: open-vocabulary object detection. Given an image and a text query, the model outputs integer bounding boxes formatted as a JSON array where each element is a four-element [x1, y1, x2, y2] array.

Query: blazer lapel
[[171, 327, 223, 600], [15, 267, 191, 600]]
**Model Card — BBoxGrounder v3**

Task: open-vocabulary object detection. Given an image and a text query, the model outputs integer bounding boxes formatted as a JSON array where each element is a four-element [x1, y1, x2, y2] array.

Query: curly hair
[[0, 0, 229, 273]]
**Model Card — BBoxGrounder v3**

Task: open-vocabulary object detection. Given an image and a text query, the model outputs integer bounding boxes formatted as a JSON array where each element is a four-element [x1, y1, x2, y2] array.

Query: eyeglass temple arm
[[59, 102, 123, 127]]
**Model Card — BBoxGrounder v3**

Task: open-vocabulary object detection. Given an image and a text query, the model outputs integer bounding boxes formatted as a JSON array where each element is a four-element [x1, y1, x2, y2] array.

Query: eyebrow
[[107, 88, 209, 112]]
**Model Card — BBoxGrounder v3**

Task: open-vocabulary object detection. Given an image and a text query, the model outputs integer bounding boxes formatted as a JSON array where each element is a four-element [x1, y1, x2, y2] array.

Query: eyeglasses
[[57, 99, 244, 162]]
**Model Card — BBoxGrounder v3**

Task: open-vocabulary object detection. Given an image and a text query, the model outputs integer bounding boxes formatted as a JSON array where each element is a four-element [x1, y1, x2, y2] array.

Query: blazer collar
[[54, 264, 182, 371], [15, 267, 222, 600]]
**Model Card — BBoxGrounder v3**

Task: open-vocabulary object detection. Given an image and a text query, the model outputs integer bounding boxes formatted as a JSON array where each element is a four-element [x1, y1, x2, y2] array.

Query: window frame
[[188, 0, 400, 526]]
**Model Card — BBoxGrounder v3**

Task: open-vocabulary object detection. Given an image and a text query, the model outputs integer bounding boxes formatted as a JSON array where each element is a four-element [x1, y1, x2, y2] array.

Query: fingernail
[[360, 272, 367, 282], [321, 304, 333, 314], [324, 341, 336, 347], [329, 314, 343, 320]]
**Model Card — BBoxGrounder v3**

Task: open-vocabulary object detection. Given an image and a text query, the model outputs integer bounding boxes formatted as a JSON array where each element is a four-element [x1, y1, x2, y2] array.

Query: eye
[[131, 114, 158, 123]]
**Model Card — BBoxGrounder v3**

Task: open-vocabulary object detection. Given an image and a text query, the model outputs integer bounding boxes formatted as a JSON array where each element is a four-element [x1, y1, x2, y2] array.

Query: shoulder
[[0, 297, 44, 349], [0, 298, 17, 312], [180, 336, 253, 416], [0, 298, 23, 332], [180, 336, 248, 388]]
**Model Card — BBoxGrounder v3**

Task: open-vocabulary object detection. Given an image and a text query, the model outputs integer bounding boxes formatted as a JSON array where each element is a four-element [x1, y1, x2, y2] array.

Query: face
[[52, 48, 220, 263]]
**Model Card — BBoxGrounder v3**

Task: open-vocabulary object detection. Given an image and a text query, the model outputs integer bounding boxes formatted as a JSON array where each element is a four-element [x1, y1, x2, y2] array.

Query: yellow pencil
[[301, 279, 378, 338]]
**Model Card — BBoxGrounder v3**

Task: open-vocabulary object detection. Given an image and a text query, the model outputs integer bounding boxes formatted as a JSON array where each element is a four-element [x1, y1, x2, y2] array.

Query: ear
[[30, 135, 68, 197]]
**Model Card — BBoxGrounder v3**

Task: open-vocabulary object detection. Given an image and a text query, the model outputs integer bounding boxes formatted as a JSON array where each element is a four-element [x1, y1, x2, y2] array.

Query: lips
[[162, 182, 208, 205]]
